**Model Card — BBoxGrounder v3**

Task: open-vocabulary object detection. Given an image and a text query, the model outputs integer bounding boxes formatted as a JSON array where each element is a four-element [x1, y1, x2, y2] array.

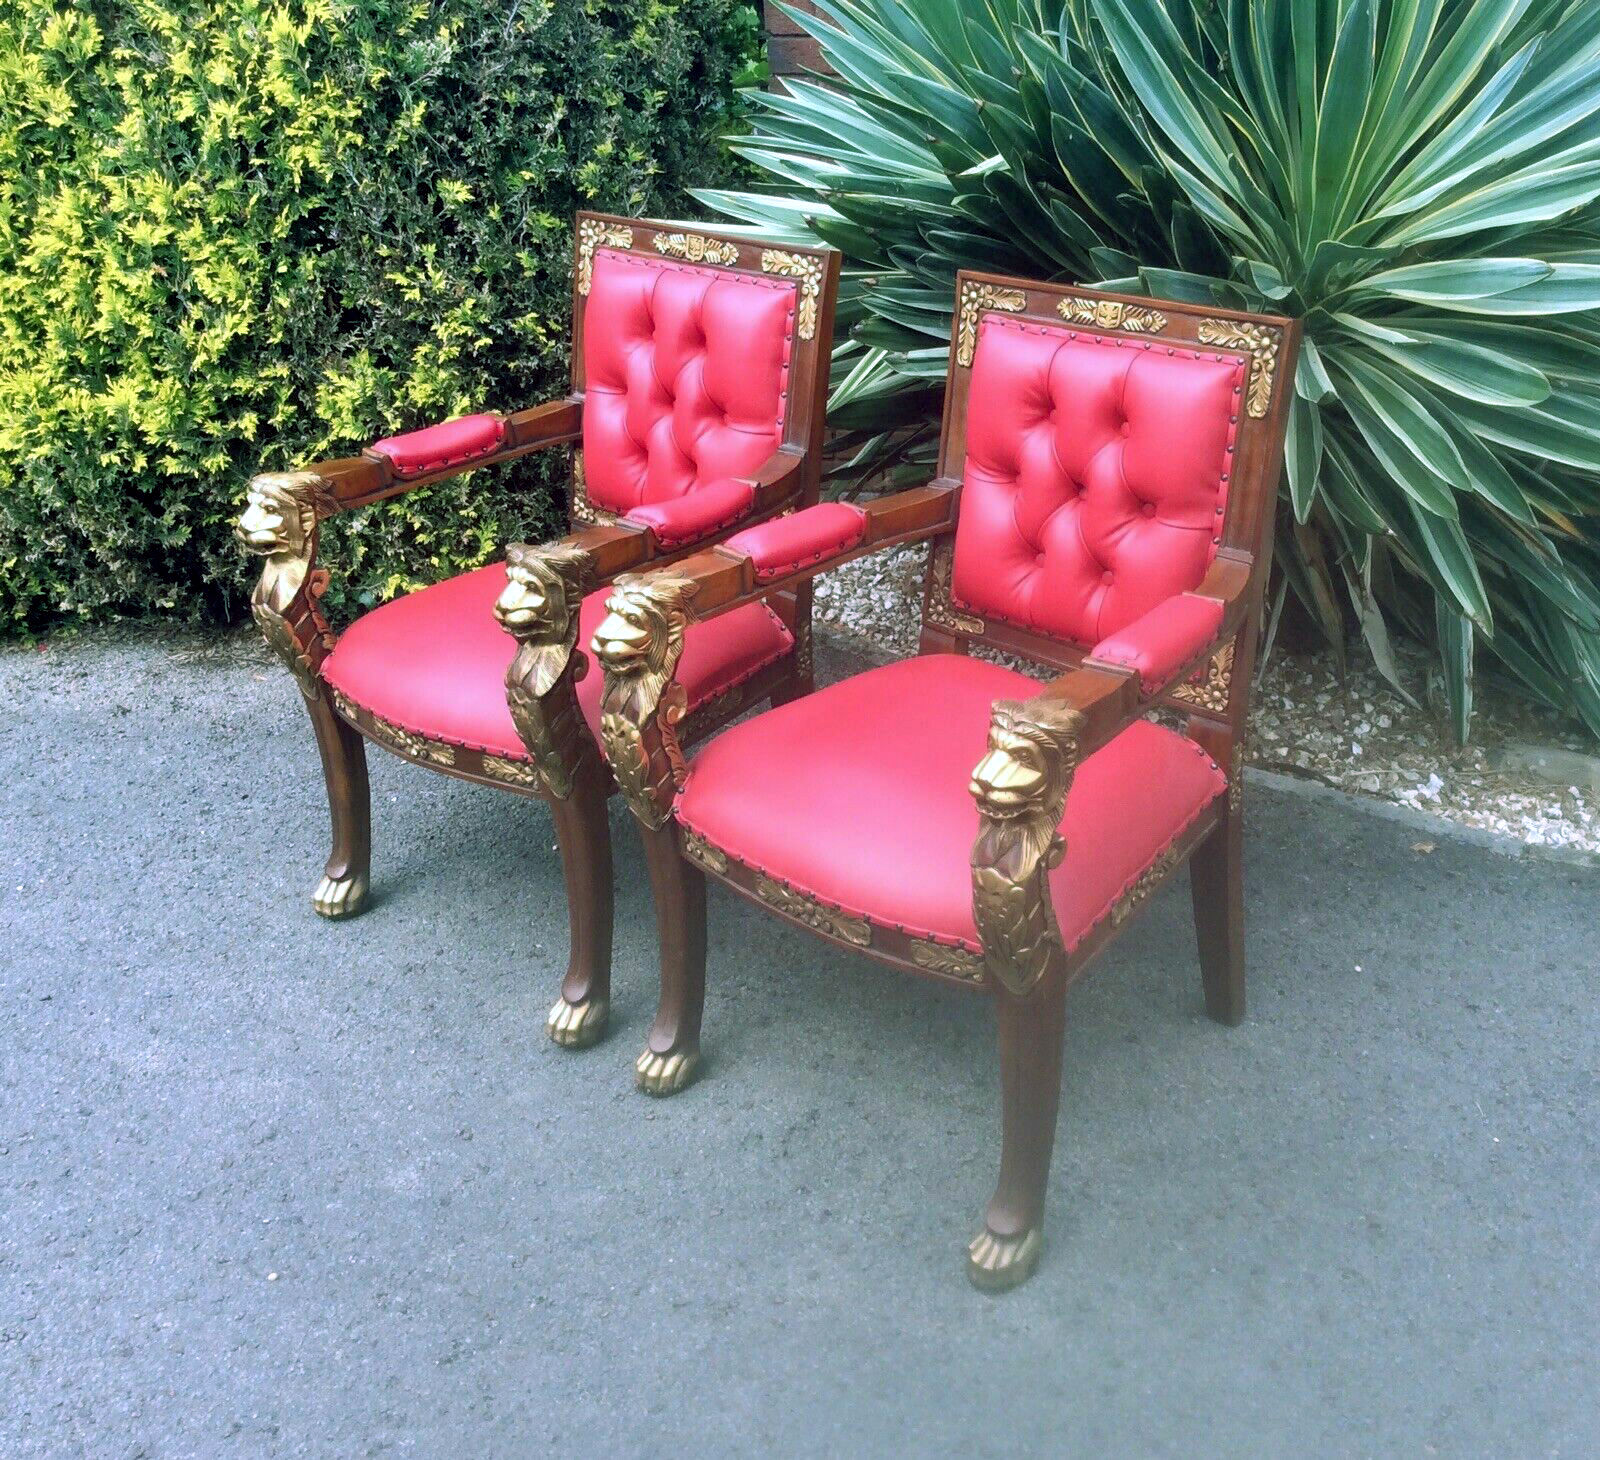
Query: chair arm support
[[588, 479, 961, 827], [235, 399, 584, 697]]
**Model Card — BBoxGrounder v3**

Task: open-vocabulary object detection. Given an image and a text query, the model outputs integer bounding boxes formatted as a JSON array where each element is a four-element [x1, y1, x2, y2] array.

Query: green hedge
[[0, 0, 752, 631]]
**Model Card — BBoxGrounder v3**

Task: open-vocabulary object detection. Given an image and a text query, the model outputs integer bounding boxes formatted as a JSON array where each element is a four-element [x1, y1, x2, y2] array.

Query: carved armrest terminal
[[494, 541, 597, 799]]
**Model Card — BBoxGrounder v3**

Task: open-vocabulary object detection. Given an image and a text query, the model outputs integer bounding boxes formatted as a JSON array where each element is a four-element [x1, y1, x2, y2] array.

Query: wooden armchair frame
[[593, 273, 1299, 1288], [237, 213, 839, 1048]]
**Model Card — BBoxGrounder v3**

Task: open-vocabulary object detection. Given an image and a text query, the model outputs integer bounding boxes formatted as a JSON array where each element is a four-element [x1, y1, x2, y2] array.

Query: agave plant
[[701, 0, 1600, 740]]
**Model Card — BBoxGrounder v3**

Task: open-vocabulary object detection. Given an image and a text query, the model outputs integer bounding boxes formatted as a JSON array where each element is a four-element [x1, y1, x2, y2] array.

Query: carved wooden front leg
[[966, 698, 1083, 1291], [494, 541, 614, 1046], [236, 472, 371, 919], [592, 573, 706, 1092]]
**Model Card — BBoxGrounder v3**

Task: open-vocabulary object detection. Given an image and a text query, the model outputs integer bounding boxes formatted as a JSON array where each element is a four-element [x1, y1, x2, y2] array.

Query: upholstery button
[[1142, 503, 1155, 517], [1101, 570, 1114, 585], [1119, 421, 1131, 437]]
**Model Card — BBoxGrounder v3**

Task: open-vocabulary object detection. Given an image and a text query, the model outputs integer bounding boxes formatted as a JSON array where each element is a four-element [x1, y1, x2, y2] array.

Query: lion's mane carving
[[592, 572, 700, 828], [969, 698, 1084, 996], [236, 471, 339, 695], [494, 540, 596, 798]]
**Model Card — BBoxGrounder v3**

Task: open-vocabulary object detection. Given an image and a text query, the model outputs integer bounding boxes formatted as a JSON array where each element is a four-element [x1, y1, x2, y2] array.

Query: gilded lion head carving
[[970, 699, 1084, 824], [236, 472, 335, 559], [591, 572, 699, 690], [495, 541, 593, 642]]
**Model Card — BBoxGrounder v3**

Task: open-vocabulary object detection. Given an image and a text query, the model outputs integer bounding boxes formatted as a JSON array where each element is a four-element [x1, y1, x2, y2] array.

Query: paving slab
[[1, 630, 1596, 1457]]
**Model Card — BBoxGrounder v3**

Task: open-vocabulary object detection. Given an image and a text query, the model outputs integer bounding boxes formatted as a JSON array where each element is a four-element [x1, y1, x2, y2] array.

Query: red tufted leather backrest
[[951, 314, 1247, 648], [581, 249, 797, 513]]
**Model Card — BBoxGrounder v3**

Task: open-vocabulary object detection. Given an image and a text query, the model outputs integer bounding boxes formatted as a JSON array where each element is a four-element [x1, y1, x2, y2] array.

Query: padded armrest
[[1087, 594, 1225, 693], [725, 502, 868, 580], [371, 413, 506, 477], [623, 478, 756, 547]]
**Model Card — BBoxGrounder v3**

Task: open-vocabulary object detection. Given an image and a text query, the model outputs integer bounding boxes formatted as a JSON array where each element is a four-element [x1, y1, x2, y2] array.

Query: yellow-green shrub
[[0, 0, 752, 629]]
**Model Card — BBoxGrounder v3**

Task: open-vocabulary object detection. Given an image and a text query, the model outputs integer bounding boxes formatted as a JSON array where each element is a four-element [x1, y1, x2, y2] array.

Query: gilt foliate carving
[[592, 572, 699, 829], [1197, 319, 1281, 417], [760, 249, 824, 339], [568, 455, 618, 528], [924, 538, 985, 636], [1058, 296, 1168, 334], [680, 829, 728, 875], [576, 219, 633, 295], [655, 231, 740, 267], [910, 939, 986, 982], [969, 699, 1084, 997], [956, 281, 1027, 367], [755, 877, 872, 948], [236, 471, 340, 696], [1170, 640, 1235, 715], [496, 540, 597, 800]]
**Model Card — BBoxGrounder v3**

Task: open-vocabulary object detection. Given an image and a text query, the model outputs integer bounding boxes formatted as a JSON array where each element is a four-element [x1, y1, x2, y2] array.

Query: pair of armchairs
[[240, 213, 1299, 1291]]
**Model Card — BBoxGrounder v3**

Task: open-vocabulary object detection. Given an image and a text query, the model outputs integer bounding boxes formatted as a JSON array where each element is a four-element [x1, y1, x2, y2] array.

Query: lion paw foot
[[313, 872, 368, 920], [547, 996, 608, 1049], [635, 1045, 699, 1096], [967, 1226, 1042, 1292]]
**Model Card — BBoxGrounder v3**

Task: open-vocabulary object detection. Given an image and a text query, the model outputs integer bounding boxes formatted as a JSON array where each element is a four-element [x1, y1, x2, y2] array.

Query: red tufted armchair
[[592, 274, 1298, 1290], [237, 214, 838, 1049]]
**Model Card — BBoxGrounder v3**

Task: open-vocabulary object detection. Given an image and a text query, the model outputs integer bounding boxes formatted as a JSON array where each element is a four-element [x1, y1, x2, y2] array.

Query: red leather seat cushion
[[725, 502, 868, 579], [371, 413, 505, 477], [322, 563, 793, 761], [583, 249, 796, 514], [677, 655, 1225, 953], [951, 316, 1246, 648]]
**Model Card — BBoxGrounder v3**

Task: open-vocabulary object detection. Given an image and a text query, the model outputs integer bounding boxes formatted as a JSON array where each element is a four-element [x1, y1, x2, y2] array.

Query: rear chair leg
[[306, 689, 371, 919], [969, 967, 1068, 1293], [1190, 790, 1246, 1025], [635, 822, 707, 1095], [545, 770, 615, 1048]]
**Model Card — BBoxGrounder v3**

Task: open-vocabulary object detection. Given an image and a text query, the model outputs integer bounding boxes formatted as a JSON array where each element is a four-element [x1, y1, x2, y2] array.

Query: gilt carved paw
[[547, 996, 609, 1049], [966, 1225, 1043, 1293], [635, 1045, 700, 1096], [312, 872, 369, 920]]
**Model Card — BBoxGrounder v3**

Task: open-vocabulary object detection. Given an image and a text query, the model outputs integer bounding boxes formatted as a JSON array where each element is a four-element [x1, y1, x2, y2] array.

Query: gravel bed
[[815, 545, 1600, 857]]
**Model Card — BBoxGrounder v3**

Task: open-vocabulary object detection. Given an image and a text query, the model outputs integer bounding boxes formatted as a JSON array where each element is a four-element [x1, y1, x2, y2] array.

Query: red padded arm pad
[[725, 502, 869, 580], [371, 413, 506, 477], [1088, 593, 1225, 693], [624, 478, 755, 547]]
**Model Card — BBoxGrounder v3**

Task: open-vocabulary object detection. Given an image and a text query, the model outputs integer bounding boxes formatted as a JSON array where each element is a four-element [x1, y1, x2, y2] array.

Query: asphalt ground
[[2, 628, 1595, 1456]]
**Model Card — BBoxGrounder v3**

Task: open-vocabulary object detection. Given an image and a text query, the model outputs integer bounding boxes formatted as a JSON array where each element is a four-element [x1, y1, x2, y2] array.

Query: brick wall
[[763, 0, 834, 84]]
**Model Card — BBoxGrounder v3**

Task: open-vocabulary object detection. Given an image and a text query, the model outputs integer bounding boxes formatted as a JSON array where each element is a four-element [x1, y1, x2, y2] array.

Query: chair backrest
[[925, 275, 1297, 725], [568, 214, 836, 525]]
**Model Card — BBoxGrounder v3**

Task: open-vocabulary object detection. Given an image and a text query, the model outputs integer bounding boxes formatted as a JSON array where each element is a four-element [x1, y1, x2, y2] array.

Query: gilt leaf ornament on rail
[[576, 219, 633, 295], [1058, 297, 1169, 334], [956, 281, 1027, 367], [760, 249, 824, 339], [654, 231, 741, 267], [1197, 319, 1281, 418]]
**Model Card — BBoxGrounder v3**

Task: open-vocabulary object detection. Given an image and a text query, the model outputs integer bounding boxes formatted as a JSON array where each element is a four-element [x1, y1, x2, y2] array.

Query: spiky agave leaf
[[707, 0, 1600, 740]]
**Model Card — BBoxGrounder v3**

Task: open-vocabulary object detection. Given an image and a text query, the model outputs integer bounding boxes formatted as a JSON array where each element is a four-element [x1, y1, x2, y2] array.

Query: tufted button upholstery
[[583, 249, 797, 516], [321, 563, 793, 762], [950, 317, 1246, 648], [676, 656, 1226, 953]]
